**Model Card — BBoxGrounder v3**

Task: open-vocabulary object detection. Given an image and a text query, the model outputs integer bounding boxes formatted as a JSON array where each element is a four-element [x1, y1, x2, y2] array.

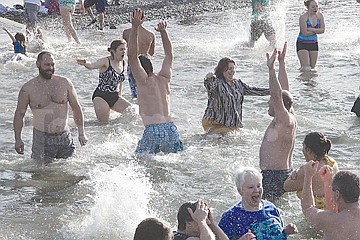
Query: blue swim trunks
[[135, 122, 184, 155], [127, 66, 137, 98]]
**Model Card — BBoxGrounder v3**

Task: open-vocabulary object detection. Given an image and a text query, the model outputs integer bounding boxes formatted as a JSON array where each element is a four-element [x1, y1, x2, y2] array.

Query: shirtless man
[[128, 9, 183, 156], [302, 161, 360, 240], [13, 51, 87, 162], [122, 10, 155, 98], [259, 42, 297, 201]]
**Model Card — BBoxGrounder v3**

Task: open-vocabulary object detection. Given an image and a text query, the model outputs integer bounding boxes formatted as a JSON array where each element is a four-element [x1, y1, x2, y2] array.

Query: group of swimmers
[[4, 0, 360, 239]]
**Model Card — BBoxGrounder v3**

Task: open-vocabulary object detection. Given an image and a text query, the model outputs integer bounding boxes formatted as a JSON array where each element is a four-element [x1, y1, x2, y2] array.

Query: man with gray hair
[[219, 167, 297, 239], [302, 161, 360, 240]]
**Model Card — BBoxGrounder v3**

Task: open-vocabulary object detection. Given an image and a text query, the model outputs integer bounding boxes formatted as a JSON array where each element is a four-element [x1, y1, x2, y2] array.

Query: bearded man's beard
[[39, 67, 54, 80]]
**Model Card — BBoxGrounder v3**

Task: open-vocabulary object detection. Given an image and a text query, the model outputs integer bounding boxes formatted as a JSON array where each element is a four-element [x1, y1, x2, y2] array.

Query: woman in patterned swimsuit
[[77, 39, 132, 121]]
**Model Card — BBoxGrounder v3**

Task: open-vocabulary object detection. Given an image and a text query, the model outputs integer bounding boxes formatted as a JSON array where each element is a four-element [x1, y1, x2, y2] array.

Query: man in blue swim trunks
[[128, 9, 184, 156], [259, 43, 297, 202]]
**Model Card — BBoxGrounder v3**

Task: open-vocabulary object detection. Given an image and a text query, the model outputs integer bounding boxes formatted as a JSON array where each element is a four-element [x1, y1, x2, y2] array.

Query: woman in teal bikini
[[296, 0, 325, 72]]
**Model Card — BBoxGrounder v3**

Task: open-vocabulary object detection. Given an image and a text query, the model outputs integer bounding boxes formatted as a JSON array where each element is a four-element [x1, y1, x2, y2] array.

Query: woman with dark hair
[[284, 132, 339, 209], [296, 0, 325, 71], [202, 57, 269, 135], [77, 39, 132, 121]]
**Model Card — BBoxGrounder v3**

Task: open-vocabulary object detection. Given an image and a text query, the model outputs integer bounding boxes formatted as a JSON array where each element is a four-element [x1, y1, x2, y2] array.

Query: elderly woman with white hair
[[218, 167, 298, 240]]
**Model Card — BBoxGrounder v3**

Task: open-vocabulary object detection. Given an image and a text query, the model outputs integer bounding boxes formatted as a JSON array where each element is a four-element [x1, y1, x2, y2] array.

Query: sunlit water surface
[[0, 0, 359, 239]]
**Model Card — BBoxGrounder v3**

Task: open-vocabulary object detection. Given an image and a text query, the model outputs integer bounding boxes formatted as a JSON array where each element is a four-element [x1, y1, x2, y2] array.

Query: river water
[[0, 0, 359, 239]]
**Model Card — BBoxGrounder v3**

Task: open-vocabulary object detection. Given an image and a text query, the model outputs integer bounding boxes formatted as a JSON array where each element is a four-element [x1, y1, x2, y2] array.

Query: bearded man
[[13, 51, 88, 163]]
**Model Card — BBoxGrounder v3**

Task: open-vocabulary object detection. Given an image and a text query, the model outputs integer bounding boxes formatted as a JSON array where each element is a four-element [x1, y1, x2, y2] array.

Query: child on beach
[[3, 27, 27, 55]]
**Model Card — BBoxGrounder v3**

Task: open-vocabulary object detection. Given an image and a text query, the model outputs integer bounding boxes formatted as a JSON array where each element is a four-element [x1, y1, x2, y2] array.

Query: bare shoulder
[[122, 28, 130, 40]]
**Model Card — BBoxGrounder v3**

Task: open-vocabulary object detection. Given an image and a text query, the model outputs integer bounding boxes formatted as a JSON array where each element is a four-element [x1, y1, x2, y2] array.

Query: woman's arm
[[3, 27, 16, 43], [76, 57, 108, 70], [283, 167, 305, 192]]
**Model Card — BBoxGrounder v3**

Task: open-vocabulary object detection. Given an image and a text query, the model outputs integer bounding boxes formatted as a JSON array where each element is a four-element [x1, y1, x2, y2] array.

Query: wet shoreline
[[0, 0, 248, 30]]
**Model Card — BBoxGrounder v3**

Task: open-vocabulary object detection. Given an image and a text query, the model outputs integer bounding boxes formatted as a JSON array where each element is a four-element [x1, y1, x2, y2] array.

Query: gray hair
[[235, 167, 262, 191]]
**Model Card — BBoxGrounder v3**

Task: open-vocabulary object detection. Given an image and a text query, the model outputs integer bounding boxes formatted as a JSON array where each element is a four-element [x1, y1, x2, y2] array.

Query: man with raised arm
[[260, 42, 297, 202], [127, 9, 183, 156], [302, 161, 360, 240], [122, 9, 155, 98], [13, 51, 88, 163]]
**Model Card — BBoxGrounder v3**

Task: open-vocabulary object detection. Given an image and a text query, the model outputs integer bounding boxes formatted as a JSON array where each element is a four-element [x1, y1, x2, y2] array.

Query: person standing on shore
[[127, 9, 183, 156], [259, 43, 297, 202], [23, 0, 41, 37], [296, 0, 325, 72], [122, 10, 155, 98], [84, 0, 106, 30], [77, 40, 132, 122], [249, 0, 276, 47], [59, 0, 81, 44], [14, 51, 87, 163]]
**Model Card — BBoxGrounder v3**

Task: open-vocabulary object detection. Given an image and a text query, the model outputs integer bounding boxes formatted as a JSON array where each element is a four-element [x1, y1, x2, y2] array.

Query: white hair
[[234, 167, 262, 191]]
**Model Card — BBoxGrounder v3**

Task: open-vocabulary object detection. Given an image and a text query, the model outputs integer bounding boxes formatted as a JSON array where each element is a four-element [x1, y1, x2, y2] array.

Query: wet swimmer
[[202, 58, 269, 135], [77, 40, 132, 122], [3, 27, 27, 57], [260, 43, 297, 202], [296, 0, 325, 72], [13, 51, 88, 163], [283, 132, 339, 209], [301, 161, 360, 240], [128, 9, 184, 156], [218, 167, 298, 239]]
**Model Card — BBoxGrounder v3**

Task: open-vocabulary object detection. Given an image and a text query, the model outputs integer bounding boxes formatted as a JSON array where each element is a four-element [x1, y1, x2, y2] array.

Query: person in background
[[174, 200, 228, 240], [3, 27, 27, 55], [202, 58, 269, 135], [296, 0, 325, 72], [249, 0, 276, 47], [133, 217, 173, 240], [84, 0, 106, 30], [59, 0, 81, 44], [284, 132, 339, 209], [219, 167, 298, 239], [127, 9, 183, 156], [77, 40, 132, 122], [13, 51, 87, 163], [259, 43, 297, 202], [23, 0, 41, 36], [351, 93, 360, 117], [301, 161, 360, 240], [122, 9, 155, 98]]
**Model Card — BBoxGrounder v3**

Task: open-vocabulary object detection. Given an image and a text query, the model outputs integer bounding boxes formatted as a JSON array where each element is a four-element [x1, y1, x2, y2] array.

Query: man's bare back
[[123, 26, 155, 56]]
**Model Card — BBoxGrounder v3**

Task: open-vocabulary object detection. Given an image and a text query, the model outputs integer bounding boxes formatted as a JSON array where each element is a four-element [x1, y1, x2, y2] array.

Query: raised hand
[[131, 8, 144, 28], [304, 160, 319, 178], [155, 21, 167, 32], [266, 48, 277, 69], [319, 165, 334, 184], [278, 42, 287, 63]]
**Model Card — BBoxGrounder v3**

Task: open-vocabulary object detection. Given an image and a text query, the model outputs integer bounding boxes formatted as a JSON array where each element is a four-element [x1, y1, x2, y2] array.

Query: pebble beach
[[1, 0, 248, 30]]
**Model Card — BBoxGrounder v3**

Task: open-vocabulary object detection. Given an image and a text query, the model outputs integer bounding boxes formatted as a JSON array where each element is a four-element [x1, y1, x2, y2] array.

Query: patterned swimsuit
[[92, 58, 125, 108]]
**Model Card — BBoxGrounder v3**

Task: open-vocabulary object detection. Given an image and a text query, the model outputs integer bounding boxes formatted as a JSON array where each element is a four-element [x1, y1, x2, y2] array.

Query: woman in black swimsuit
[[77, 40, 132, 121]]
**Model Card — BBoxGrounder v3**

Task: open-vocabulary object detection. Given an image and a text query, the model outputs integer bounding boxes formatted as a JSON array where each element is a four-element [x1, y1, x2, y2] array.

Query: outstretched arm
[[267, 48, 291, 122], [156, 21, 173, 80], [3, 27, 16, 43], [127, 9, 148, 84], [76, 57, 108, 70], [319, 166, 336, 211], [277, 42, 289, 91]]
